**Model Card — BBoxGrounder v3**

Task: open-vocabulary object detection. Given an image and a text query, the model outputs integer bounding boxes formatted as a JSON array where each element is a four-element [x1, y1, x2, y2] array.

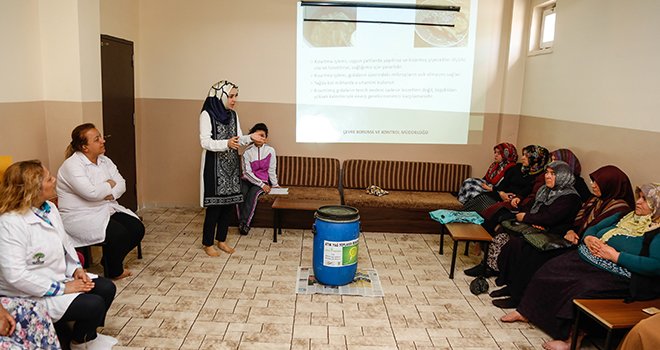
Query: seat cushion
[[342, 189, 462, 210], [258, 186, 341, 205]]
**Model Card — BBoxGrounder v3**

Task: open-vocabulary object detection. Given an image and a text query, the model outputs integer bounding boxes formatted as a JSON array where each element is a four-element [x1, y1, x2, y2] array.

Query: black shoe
[[464, 264, 485, 277], [239, 224, 249, 235], [489, 286, 511, 298], [492, 297, 518, 309], [484, 267, 499, 278]]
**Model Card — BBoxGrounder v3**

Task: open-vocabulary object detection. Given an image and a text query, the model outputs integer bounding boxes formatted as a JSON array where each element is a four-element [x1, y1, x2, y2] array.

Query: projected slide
[[296, 0, 478, 144]]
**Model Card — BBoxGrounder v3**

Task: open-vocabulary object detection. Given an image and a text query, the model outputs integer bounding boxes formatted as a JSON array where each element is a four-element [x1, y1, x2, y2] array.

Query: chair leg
[[137, 242, 143, 259], [439, 225, 445, 255], [464, 241, 470, 256]]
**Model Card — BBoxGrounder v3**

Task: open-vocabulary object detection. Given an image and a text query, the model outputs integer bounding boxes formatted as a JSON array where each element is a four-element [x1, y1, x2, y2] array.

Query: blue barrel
[[313, 205, 360, 286]]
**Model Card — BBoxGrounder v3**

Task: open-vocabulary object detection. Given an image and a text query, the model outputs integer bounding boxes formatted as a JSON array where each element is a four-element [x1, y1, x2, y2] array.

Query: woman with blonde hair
[[0, 160, 117, 350]]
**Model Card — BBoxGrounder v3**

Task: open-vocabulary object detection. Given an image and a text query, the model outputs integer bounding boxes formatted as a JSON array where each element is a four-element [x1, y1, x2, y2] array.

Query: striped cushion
[[342, 159, 470, 192], [277, 156, 340, 187]]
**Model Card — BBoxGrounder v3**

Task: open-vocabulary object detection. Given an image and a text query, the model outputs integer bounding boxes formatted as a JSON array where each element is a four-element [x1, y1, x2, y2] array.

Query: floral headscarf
[[521, 145, 550, 176], [200, 80, 238, 125], [551, 149, 582, 176], [483, 143, 518, 185], [530, 161, 579, 214]]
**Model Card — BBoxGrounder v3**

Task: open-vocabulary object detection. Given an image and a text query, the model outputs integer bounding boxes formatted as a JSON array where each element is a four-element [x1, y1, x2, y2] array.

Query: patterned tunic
[[202, 110, 243, 206]]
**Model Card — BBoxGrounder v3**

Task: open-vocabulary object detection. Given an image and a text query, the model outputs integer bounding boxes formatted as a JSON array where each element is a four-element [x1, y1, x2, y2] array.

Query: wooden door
[[100, 35, 137, 211]]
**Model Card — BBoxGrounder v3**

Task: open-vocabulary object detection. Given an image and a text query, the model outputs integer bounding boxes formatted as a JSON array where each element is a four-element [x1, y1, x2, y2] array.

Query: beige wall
[[519, 0, 660, 186], [517, 116, 659, 188], [1, 0, 103, 171], [3, 0, 657, 208], [522, 0, 660, 132], [135, 0, 520, 206]]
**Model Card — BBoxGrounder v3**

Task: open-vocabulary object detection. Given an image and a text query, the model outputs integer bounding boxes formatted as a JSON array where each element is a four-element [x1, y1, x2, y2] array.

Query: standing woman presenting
[[57, 123, 145, 280], [199, 81, 264, 257]]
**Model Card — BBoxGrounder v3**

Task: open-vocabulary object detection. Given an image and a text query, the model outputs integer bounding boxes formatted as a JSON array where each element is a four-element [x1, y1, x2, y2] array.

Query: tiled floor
[[94, 207, 560, 350]]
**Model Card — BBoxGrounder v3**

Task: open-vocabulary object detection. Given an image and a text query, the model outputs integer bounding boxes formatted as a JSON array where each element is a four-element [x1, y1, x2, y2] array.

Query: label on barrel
[[323, 239, 359, 266]]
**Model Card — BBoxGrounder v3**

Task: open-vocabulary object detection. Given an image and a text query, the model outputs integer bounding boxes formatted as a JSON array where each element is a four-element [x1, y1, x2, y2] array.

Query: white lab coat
[[0, 202, 81, 321], [198, 110, 252, 207], [57, 152, 139, 246]]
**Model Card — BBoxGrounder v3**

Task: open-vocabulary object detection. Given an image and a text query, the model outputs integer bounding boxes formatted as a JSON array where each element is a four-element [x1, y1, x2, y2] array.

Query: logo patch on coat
[[32, 252, 46, 265]]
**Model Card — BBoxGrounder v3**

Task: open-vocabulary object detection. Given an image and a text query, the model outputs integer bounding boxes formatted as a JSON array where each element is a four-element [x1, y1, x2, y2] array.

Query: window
[[529, 1, 556, 55], [540, 6, 556, 49]]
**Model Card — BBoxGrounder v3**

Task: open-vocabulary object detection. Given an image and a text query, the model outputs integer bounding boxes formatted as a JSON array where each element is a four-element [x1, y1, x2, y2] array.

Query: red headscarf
[[483, 143, 518, 185]]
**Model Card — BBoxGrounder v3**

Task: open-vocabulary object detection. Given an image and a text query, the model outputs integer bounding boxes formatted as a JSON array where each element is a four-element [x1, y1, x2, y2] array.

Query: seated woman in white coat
[[57, 123, 145, 280], [0, 160, 117, 350]]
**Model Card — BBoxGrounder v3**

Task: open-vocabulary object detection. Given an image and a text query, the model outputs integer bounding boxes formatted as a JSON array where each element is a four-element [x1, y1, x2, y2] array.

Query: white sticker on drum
[[323, 239, 359, 266]]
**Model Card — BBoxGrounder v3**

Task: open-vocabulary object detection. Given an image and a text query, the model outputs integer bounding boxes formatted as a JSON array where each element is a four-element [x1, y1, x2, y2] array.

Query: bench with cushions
[[242, 155, 342, 229], [341, 159, 470, 233]]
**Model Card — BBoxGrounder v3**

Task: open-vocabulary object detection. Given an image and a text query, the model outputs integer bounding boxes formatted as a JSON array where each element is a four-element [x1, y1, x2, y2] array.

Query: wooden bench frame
[[439, 223, 492, 279]]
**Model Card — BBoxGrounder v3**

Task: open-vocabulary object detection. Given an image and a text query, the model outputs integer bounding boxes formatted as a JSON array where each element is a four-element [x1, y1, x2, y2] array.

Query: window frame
[[528, 0, 557, 56]]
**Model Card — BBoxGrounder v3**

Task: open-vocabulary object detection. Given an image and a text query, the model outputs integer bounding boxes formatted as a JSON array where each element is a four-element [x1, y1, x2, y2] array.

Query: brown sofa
[[245, 155, 342, 229], [341, 159, 470, 233]]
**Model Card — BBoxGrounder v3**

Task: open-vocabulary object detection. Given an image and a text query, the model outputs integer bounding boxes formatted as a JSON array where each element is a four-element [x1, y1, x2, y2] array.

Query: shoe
[[70, 335, 113, 350], [492, 297, 519, 309], [484, 267, 499, 278], [489, 286, 511, 298], [239, 225, 249, 235], [96, 333, 118, 346], [203, 245, 220, 257], [464, 264, 485, 277]]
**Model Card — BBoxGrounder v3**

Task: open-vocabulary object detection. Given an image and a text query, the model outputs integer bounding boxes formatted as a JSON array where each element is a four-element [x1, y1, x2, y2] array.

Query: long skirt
[[486, 232, 510, 271], [496, 236, 575, 303], [517, 250, 629, 340]]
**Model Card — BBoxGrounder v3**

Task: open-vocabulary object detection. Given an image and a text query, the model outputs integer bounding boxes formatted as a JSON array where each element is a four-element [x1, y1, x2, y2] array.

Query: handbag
[[500, 219, 573, 251]]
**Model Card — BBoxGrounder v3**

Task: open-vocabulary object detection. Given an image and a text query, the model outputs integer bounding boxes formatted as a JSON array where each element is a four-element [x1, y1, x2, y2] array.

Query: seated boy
[[238, 123, 279, 235]]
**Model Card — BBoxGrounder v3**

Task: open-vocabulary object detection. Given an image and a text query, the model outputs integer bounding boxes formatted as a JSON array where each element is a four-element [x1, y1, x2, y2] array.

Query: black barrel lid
[[315, 205, 360, 222]]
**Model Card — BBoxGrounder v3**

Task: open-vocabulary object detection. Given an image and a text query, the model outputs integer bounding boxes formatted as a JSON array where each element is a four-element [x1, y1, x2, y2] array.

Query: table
[[441, 223, 493, 279], [571, 298, 660, 350], [271, 198, 339, 242]]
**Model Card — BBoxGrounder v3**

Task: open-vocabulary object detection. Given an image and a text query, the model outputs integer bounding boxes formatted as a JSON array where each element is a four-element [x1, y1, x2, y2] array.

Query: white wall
[[0, 0, 43, 102], [522, 0, 660, 132]]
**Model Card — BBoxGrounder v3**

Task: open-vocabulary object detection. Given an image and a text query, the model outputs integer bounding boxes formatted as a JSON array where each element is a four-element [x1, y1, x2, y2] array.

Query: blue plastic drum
[[312, 205, 360, 286]]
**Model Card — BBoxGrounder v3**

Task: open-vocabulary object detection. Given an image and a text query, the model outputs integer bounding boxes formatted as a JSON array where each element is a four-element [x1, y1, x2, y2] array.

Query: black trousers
[[54, 277, 116, 344], [104, 212, 145, 278], [202, 205, 233, 246]]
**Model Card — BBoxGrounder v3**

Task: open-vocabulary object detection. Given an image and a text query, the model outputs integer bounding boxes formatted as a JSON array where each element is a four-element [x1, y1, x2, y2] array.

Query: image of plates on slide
[[303, 7, 357, 47], [415, 0, 470, 47]]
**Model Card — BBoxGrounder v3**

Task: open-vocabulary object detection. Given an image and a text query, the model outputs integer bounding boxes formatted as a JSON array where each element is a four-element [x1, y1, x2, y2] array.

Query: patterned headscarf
[[200, 80, 239, 125], [521, 145, 550, 176], [551, 149, 582, 176], [600, 183, 660, 242], [572, 165, 634, 234], [638, 183, 660, 222], [530, 161, 579, 214], [483, 143, 518, 185]]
